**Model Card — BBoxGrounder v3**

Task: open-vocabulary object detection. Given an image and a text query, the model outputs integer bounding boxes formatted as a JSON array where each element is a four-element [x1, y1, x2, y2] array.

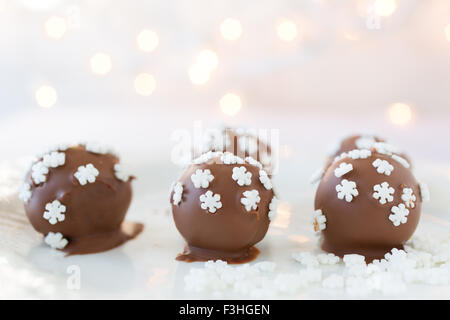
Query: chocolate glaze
[[24, 145, 143, 255], [171, 155, 274, 263], [315, 151, 422, 262]]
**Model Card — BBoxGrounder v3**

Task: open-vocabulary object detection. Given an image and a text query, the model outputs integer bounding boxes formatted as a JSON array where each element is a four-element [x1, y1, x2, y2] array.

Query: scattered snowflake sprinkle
[[74, 164, 99, 185], [389, 203, 409, 227], [292, 252, 319, 268], [268, 197, 278, 221], [241, 190, 260, 212], [84, 142, 110, 155], [44, 232, 68, 250], [348, 149, 371, 160], [18, 183, 32, 202], [343, 254, 366, 266], [373, 182, 395, 204], [391, 155, 410, 169], [191, 169, 214, 188], [200, 191, 222, 213], [231, 166, 252, 186], [259, 170, 272, 190], [42, 151, 65, 168], [336, 179, 359, 202], [312, 209, 326, 232], [31, 161, 49, 184], [192, 151, 222, 165], [372, 159, 394, 176], [373, 142, 400, 156], [317, 253, 340, 265], [309, 168, 324, 184], [355, 136, 376, 150], [244, 157, 263, 169], [419, 182, 430, 202], [402, 188, 416, 208], [43, 200, 66, 225], [221, 152, 244, 165], [172, 182, 183, 205], [114, 163, 131, 182], [334, 162, 353, 178]]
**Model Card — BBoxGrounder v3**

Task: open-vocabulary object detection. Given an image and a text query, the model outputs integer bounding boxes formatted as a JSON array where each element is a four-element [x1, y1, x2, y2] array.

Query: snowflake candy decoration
[[74, 164, 99, 185], [172, 182, 183, 205], [42, 151, 65, 168], [191, 169, 214, 188], [245, 156, 263, 169], [44, 232, 69, 250], [389, 204, 409, 227], [18, 183, 32, 202], [372, 159, 394, 176], [373, 182, 395, 205], [336, 179, 359, 202], [334, 162, 353, 178], [31, 161, 49, 184], [258, 170, 272, 190], [43, 200, 66, 225], [200, 190, 222, 213], [419, 182, 430, 202], [84, 142, 110, 155], [268, 196, 278, 221], [114, 163, 131, 182], [355, 136, 376, 149], [313, 209, 326, 232], [221, 152, 244, 165], [401, 188, 416, 208], [392, 155, 410, 169], [241, 190, 261, 212], [231, 166, 252, 186]]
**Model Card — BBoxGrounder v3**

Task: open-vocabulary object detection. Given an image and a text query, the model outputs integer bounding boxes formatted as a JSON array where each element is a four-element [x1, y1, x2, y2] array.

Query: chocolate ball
[[18, 143, 143, 255], [314, 149, 427, 261], [170, 151, 276, 263]]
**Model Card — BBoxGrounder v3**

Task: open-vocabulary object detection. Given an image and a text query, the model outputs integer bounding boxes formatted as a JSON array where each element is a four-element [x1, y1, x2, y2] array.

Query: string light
[[43, 16, 67, 40], [388, 102, 413, 126], [220, 18, 242, 41], [220, 93, 242, 116], [374, 0, 397, 17], [445, 24, 450, 42], [90, 52, 112, 76], [137, 29, 159, 52], [277, 20, 297, 42], [35, 85, 57, 108], [134, 73, 156, 96]]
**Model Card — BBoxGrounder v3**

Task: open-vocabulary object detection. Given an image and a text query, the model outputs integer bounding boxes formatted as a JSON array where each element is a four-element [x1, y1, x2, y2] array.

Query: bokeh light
[[445, 24, 450, 42], [220, 18, 242, 41], [220, 93, 242, 116], [188, 63, 210, 85], [196, 49, 219, 72], [35, 85, 57, 108], [277, 20, 298, 42], [90, 52, 112, 76], [134, 73, 156, 96], [137, 29, 159, 52], [374, 0, 397, 17], [43, 16, 67, 40], [388, 102, 413, 126]]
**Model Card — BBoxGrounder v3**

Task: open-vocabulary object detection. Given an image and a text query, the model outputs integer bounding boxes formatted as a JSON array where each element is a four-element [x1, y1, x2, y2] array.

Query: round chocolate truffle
[[170, 151, 277, 263], [314, 149, 429, 261], [18, 143, 143, 255]]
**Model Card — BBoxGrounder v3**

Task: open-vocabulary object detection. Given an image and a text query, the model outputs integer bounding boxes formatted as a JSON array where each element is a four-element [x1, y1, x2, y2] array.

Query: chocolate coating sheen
[[171, 155, 274, 264], [315, 151, 422, 262], [24, 145, 143, 255]]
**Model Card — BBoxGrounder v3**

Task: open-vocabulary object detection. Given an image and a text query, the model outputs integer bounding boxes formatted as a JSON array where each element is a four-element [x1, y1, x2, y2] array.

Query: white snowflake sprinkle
[[232, 166, 252, 186], [343, 254, 366, 266], [259, 170, 272, 190], [334, 162, 353, 178], [42, 151, 65, 168], [200, 191, 222, 213], [44, 232, 68, 250], [31, 161, 49, 184], [312, 209, 326, 232], [18, 183, 32, 202], [241, 190, 261, 212], [268, 197, 278, 221], [355, 136, 376, 150], [392, 155, 410, 169], [84, 142, 110, 155], [309, 168, 324, 184], [74, 164, 99, 185], [172, 182, 183, 205], [402, 188, 416, 208], [192, 151, 222, 165], [114, 163, 131, 182], [221, 152, 244, 165], [336, 179, 359, 202], [245, 156, 263, 169], [419, 182, 430, 202], [317, 253, 340, 265], [389, 204, 409, 227], [191, 169, 214, 188], [373, 142, 400, 156], [372, 159, 394, 176], [348, 149, 371, 160], [43, 200, 66, 225], [373, 182, 395, 204]]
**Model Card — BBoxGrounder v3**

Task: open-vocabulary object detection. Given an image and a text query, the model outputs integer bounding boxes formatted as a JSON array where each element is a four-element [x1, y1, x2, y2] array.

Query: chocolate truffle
[[314, 148, 429, 261], [170, 151, 277, 263], [198, 127, 273, 175], [18, 143, 143, 255]]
